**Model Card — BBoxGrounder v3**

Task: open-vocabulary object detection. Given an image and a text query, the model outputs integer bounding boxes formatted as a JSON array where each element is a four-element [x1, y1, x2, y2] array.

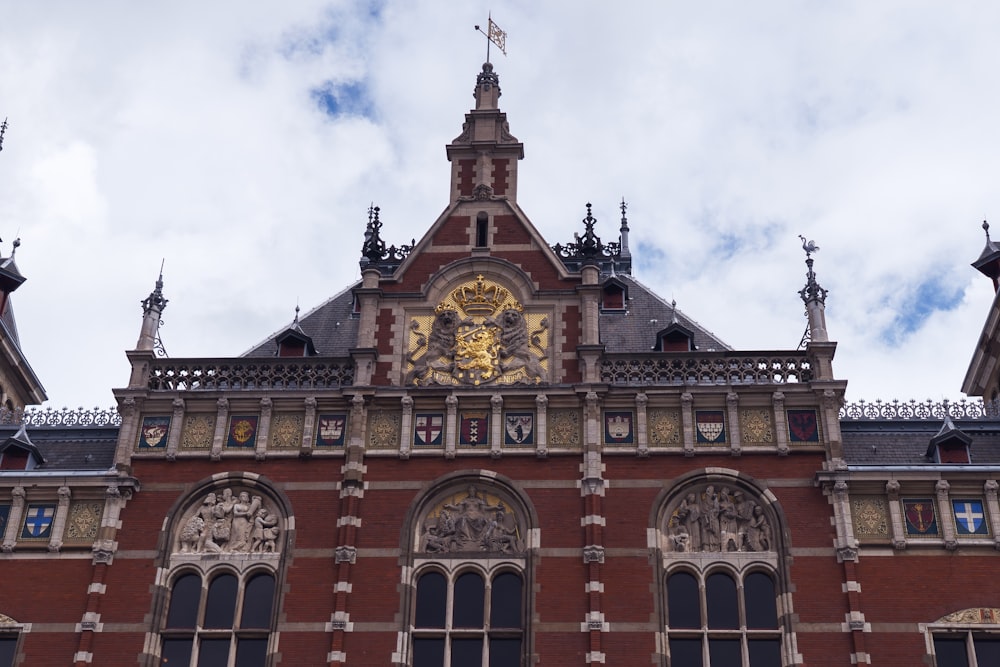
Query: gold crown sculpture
[[452, 275, 508, 316]]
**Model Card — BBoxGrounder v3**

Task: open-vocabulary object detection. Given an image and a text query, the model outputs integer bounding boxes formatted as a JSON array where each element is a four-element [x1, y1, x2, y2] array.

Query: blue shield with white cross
[[20, 504, 55, 539], [952, 499, 989, 536]]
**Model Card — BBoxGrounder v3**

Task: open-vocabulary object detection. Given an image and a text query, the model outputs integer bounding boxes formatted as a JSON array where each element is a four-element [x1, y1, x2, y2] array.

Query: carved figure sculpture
[[407, 309, 462, 383], [666, 486, 773, 554], [422, 487, 524, 554], [494, 309, 545, 380], [175, 488, 280, 555]]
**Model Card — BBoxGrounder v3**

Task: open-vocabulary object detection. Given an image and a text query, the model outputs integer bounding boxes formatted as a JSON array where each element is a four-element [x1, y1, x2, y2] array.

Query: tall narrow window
[[160, 569, 275, 667], [476, 212, 489, 247], [413, 569, 524, 667]]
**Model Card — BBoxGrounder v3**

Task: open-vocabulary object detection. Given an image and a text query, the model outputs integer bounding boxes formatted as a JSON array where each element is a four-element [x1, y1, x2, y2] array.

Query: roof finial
[[361, 204, 387, 267], [798, 234, 820, 259], [293, 303, 301, 325], [619, 197, 631, 259], [984, 219, 991, 241], [136, 263, 169, 355], [10, 237, 19, 259], [797, 236, 829, 344], [0, 118, 8, 153]]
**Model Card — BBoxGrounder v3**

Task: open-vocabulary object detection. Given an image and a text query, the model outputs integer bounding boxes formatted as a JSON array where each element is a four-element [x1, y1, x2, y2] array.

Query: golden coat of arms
[[406, 275, 548, 386]]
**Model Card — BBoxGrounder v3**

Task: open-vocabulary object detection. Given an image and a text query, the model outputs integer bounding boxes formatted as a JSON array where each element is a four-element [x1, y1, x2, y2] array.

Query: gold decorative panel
[[367, 411, 401, 450], [406, 274, 549, 386], [65, 501, 103, 542], [851, 495, 889, 539], [648, 409, 681, 446], [181, 415, 215, 449], [740, 409, 773, 444], [548, 409, 581, 448], [269, 414, 303, 448]]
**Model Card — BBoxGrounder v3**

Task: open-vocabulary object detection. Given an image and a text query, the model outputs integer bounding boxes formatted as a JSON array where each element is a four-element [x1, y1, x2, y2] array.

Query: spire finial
[[293, 303, 300, 325], [361, 204, 387, 267], [984, 219, 991, 241], [137, 264, 169, 355], [10, 237, 20, 258], [474, 14, 507, 63], [0, 117, 7, 152]]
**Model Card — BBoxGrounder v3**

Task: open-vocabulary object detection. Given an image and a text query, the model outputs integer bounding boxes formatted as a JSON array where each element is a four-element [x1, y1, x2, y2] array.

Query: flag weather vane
[[475, 14, 507, 62]]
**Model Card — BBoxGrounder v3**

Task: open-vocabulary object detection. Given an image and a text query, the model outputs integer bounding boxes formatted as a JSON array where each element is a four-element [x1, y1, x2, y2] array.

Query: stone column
[[535, 394, 548, 459], [635, 393, 649, 458], [772, 391, 788, 456], [444, 395, 458, 459], [727, 391, 741, 456], [255, 397, 272, 461], [48, 485, 72, 552], [681, 392, 695, 457], [490, 393, 503, 458], [300, 397, 317, 458], [399, 395, 413, 460], [2, 486, 25, 552], [885, 481, 906, 550], [936, 480, 957, 550], [985, 480, 1000, 550], [210, 398, 229, 461]]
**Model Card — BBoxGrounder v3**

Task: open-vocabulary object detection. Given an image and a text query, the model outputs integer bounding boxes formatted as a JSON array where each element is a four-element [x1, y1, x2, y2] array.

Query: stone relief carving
[[175, 488, 280, 555], [938, 608, 1000, 624], [406, 275, 549, 387], [665, 485, 773, 553], [420, 485, 525, 555]]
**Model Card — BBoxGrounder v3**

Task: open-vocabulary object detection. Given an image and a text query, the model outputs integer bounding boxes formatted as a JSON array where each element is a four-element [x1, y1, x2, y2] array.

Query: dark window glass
[[412, 637, 445, 667], [197, 637, 231, 667], [415, 572, 447, 628], [667, 571, 700, 629], [451, 637, 483, 664], [748, 638, 782, 667], [708, 638, 742, 667], [240, 573, 275, 629], [160, 638, 193, 666], [204, 574, 238, 629], [0, 637, 14, 667], [453, 572, 485, 629], [975, 637, 1000, 665], [934, 637, 969, 667], [166, 573, 201, 629], [489, 637, 521, 667], [744, 572, 778, 629], [476, 212, 489, 247], [490, 572, 522, 629], [235, 637, 269, 667], [669, 638, 703, 667], [706, 573, 739, 629]]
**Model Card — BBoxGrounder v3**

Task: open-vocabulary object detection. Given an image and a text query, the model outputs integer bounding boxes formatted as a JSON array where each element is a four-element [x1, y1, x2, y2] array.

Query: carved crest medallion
[[787, 409, 819, 442], [952, 499, 989, 536], [316, 414, 347, 447], [414, 414, 444, 446], [406, 275, 548, 386], [504, 412, 534, 445], [227, 416, 258, 448], [903, 499, 938, 536], [460, 411, 489, 446], [604, 411, 634, 445], [696, 411, 726, 444], [137, 416, 170, 449]]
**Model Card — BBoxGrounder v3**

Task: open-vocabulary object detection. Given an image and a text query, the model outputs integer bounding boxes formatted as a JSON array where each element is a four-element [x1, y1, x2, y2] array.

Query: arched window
[[666, 568, 781, 667], [150, 478, 289, 667], [658, 479, 795, 667], [406, 479, 533, 667], [412, 568, 523, 667], [161, 569, 276, 667]]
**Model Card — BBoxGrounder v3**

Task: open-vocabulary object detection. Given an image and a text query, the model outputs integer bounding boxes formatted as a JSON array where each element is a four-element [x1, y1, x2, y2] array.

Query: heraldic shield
[[406, 275, 549, 387]]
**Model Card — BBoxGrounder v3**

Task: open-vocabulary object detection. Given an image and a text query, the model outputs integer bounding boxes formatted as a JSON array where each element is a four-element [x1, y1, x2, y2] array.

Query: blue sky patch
[[881, 276, 964, 345], [311, 81, 373, 118]]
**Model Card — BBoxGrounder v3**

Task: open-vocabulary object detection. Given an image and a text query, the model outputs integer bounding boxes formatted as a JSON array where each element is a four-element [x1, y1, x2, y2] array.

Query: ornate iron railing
[[600, 352, 813, 386], [146, 357, 355, 391], [840, 398, 997, 421], [0, 406, 122, 427]]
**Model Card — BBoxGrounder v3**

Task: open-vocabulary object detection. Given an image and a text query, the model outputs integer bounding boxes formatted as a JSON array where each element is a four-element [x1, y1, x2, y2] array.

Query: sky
[[1, 1, 999, 409]]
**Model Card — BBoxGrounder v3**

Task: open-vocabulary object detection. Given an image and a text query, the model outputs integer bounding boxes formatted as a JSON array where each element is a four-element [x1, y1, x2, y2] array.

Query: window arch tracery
[[402, 474, 535, 667], [146, 475, 292, 667], [654, 474, 797, 667]]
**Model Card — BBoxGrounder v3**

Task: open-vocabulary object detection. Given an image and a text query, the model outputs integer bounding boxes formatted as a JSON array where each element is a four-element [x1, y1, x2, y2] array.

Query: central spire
[[446, 64, 524, 203]]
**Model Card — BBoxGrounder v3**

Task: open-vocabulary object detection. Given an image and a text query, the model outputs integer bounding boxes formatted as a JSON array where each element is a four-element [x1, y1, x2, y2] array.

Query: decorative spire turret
[[359, 205, 414, 274], [972, 220, 1000, 292], [619, 198, 631, 259], [136, 264, 168, 355], [797, 235, 828, 344]]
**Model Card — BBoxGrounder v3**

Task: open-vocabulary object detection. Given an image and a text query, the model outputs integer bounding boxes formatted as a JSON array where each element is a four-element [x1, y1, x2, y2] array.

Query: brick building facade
[[0, 63, 997, 667]]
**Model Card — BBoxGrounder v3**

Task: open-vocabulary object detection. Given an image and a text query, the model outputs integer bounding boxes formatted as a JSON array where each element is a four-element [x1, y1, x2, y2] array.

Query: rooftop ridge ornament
[[359, 204, 414, 272], [475, 14, 507, 62], [578, 203, 602, 259]]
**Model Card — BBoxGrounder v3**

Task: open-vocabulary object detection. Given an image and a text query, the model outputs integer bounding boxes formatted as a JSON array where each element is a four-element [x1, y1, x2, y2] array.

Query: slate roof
[[599, 274, 731, 353], [243, 284, 360, 358], [0, 426, 118, 471], [841, 420, 1000, 466]]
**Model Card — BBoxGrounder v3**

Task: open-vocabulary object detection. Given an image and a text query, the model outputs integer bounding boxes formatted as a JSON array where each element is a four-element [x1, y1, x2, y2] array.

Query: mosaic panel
[[136, 415, 170, 450], [952, 498, 990, 537], [20, 504, 55, 540], [367, 410, 401, 450], [459, 411, 489, 446], [503, 412, 534, 446], [181, 414, 215, 449], [548, 409, 581, 448], [603, 411, 634, 446], [902, 498, 939, 537], [695, 410, 726, 445], [315, 414, 348, 447], [787, 409, 820, 442], [648, 409, 681, 446], [414, 413, 445, 447], [65, 501, 103, 542], [226, 415, 259, 448], [850, 495, 889, 539], [269, 413, 303, 449], [740, 409, 773, 444]]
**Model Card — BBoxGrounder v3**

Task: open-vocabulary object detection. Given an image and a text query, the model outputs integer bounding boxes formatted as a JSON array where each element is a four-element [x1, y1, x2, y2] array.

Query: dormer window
[[655, 324, 695, 352], [0, 426, 43, 470], [601, 279, 627, 311], [926, 417, 972, 464]]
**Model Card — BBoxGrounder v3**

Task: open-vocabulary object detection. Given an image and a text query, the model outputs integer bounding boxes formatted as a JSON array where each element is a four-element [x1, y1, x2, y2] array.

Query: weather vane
[[0, 118, 8, 153], [474, 14, 507, 63]]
